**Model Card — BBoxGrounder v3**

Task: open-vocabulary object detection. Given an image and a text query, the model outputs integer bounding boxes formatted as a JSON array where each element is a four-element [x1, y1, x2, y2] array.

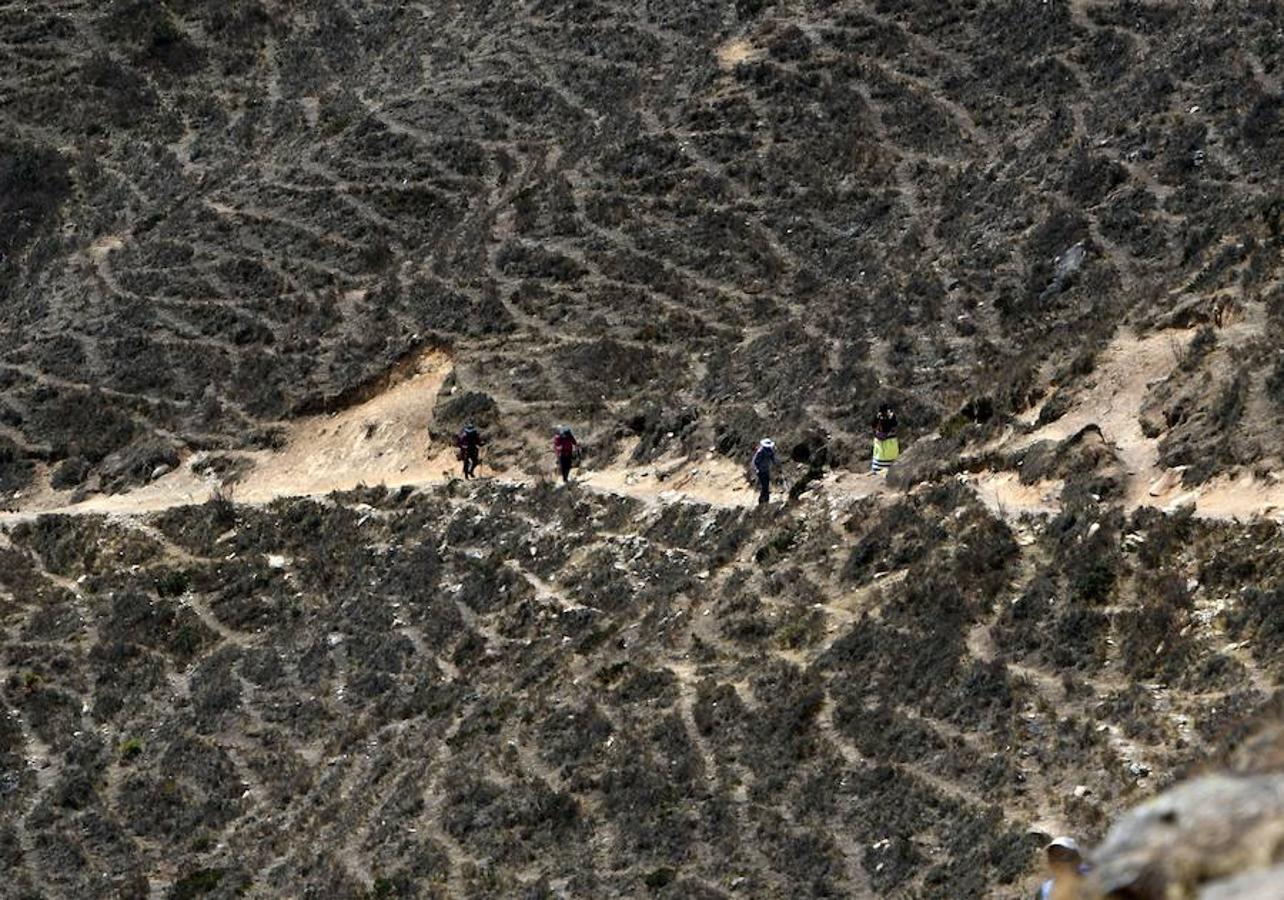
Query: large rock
[[1199, 864, 1284, 899], [1086, 773, 1284, 898], [1040, 241, 1088, 300], [99, 440, 181, 493]]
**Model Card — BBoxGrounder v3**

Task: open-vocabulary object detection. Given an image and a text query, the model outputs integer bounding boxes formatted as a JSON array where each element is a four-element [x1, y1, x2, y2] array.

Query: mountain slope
[[1, 0, 1281, 501]]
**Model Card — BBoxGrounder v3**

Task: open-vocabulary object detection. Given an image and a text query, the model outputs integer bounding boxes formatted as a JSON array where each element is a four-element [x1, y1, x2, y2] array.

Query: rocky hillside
[[1, 0, 1282, 497], [2, 477, 1282, 897], [2, 1, 1283, 898]]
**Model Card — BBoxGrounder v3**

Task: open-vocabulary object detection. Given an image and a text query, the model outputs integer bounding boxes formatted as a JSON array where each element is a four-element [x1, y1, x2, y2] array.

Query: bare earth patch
[[715, 37, 757, 70]]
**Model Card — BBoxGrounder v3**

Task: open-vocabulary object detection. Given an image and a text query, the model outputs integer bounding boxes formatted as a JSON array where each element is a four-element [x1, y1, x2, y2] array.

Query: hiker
[[750, 438, 777, 506], [456, 424, 485, 479], [553, 426, 578, 484], [1036, 836, 1089, 900], [871, 403, 899, 474]]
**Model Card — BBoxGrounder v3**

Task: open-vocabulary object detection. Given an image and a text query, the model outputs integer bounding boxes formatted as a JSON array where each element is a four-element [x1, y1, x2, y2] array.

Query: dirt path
[[0, 343, 890, 523], [5, 348, 458, 521], [1010, 326, 1187, 506], [971, 322, 1284, 523], [4, 324, 1282, 526]]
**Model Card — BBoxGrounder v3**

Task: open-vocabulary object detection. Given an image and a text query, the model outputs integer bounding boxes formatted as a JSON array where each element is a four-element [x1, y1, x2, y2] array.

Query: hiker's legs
[[758, 470, 770, 505], [463, 452, 476, 478], [559, 455, 572, 483]]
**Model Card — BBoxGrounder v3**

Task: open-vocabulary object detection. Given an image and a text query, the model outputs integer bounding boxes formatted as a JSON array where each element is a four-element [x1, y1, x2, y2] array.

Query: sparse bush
[[0, 437, 33, 495], [30, 389, 137, 464], [78, 54, 146, 122], [1117, 600, 1193, 682], [774, 606, 825, 649], [169, 867, 222, 899], [100, 439, 180, 493], [1266, 355, 1284, 406], [1065, 150, 1128, 206], [754, 522, 800, 567], [495, 242, 586, 283], [1035, 388, 1073, 426], [1051, 606, 1110, 670], [1024, 209, 1090, 300], [103, 1, 205, 75], [1242, 93, 1282, 157], [437, 390, 499, 427], [207, 484, 237, 528], [1132, 505, 1195, 570], [1179, 325, 1217, 371], [1226, 586, 1284, 672], [1211, 366, 1249, 433], [1067, 541, 1120, 605], [0, 142, 71, 260], [50, 456, 91, 490]]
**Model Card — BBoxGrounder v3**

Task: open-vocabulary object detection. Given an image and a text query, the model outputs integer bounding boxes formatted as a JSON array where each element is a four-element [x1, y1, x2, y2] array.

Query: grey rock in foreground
[[1199, 864, 1284, 900], [1087, 772, 1284, 898]]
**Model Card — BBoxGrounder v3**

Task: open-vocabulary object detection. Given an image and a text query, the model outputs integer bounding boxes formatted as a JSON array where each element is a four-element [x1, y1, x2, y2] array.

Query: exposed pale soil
[[8, 321, 1282, 529]]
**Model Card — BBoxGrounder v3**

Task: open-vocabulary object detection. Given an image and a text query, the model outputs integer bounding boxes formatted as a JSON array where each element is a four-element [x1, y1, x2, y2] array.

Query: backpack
[[753, 444, 775, 471]]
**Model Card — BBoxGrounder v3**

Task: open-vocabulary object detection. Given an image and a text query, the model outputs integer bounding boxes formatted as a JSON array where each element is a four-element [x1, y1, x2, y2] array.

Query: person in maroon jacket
[[456, 424, 485, 479], [553, 426, 578, 483]]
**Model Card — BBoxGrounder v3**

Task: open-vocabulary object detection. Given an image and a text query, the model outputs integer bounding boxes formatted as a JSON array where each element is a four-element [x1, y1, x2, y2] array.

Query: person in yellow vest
[[871, 403, 899, 474]]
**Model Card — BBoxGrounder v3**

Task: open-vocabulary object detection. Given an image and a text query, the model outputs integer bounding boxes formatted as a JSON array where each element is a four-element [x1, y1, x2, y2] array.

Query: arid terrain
[[1, 1, 1282, 897]]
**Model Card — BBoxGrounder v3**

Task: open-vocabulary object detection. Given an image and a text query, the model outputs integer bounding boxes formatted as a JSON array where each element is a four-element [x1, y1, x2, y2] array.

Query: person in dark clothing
[[871, 403, 900, 474], [553, 426, 578, 483], [457, 424, 484, 479], [750, 438, 776, 506]]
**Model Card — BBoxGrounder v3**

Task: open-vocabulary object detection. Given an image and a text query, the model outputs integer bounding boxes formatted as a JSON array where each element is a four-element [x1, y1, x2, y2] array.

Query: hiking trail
[[970, 317, 1284, 523], [3, 323, 1282, 527]]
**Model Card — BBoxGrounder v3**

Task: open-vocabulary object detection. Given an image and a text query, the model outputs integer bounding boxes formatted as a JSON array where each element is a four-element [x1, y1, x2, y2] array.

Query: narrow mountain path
[[4, 324, 1283, 527]]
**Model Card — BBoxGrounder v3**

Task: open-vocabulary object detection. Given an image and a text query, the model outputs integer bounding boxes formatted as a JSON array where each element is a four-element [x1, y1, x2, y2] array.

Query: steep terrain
[[2, 1, 1284, 898], [2, 478, 1282, 898], [2, 0, 1282, 500]]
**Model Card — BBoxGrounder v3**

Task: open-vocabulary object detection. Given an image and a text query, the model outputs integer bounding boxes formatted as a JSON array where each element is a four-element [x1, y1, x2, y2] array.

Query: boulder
[[99, 440, 181, 493], [1087, 773, 1284, 897], [1199, 864, 1284, 899]]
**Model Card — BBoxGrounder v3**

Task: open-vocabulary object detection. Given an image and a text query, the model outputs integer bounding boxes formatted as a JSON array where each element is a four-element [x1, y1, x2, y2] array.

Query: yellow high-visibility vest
[[873, 436, 900, 463]]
